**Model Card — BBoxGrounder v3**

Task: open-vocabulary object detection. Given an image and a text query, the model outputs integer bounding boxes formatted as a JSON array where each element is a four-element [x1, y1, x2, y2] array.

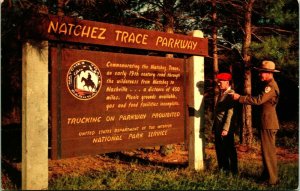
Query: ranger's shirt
[[239, 78, 280, 129]]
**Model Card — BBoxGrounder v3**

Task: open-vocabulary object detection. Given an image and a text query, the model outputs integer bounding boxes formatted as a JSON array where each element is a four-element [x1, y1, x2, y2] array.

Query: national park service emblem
[[264, 86, 271, 93], [66, 60, 102, 100]]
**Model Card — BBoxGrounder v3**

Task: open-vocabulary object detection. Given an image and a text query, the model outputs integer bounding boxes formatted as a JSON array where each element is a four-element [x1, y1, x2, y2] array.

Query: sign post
[[22, 41, 48, 189], [187, 30, 205, 170]]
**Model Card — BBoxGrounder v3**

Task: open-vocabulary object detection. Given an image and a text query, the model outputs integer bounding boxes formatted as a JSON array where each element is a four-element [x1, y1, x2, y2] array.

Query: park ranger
[[231, 60, 280, 185]]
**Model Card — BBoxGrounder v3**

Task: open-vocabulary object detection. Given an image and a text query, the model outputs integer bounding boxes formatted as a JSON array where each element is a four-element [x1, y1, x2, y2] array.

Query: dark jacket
[[213, 88, 235, 133], [238, 78, 280, 129]]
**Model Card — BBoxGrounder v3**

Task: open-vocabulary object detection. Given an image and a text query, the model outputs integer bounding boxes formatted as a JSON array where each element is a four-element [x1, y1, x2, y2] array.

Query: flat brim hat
[[254, 61, 280, 73], [216, 73, 232, 81]]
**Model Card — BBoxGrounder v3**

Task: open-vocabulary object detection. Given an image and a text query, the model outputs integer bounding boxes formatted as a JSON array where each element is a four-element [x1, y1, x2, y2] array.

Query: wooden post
[[188, 30, 205, 170], [22, 41, 48, 189]]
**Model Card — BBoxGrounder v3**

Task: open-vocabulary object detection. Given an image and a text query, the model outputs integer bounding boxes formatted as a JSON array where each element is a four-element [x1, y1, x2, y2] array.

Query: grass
[[2, 121, 299, 190], [47, 156, 298, 190]]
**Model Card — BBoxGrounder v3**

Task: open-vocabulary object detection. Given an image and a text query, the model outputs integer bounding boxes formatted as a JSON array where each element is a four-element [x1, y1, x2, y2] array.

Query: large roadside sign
[[21, 13, 207, 189], [51, 48, 186, 159]]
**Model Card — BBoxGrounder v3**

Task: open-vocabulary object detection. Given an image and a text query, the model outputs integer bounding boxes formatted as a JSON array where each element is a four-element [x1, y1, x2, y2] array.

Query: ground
[[47, 144, 298, 179], [8, 144, 300, 178], [1, 143, 298, 189]]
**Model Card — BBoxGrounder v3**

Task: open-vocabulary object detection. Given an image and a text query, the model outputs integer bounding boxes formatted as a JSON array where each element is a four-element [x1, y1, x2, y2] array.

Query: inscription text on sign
[[24, 14, 208, 56], [51, 48, 186, 159]]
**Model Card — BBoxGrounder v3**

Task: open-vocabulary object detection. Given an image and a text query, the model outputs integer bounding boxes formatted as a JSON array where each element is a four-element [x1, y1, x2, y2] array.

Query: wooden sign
[[24, 14, 208, 56], [51, 48, 186, 159]]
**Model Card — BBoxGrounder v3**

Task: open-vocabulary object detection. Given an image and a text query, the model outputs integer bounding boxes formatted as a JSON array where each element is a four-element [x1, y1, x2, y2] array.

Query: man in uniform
[[213, 73, 238, 174], [231, 60, 280, 185]]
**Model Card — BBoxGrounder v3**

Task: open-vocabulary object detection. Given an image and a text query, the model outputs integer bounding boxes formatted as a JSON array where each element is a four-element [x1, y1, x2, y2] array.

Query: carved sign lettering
[[24, 14, 208, 56]]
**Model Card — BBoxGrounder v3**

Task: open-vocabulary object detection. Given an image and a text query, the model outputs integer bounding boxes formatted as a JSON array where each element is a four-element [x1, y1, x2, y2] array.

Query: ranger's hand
[[231, 93, 240, 100]]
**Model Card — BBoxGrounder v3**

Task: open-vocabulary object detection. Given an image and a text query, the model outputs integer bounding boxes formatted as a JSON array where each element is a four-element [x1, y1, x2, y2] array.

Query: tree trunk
[[241, 0, 255, 148], [164, 4, 174, 59], [212, 0, 219, 108], [57, 0, 64, 16], [160, 0, 175, 155]]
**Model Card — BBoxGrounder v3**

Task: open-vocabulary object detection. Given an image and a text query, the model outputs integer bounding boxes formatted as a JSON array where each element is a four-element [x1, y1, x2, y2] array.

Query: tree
[[250, 0, 298, 83], [212, 0, 298, 147], [241, 0, 255, 147], [211, 0, 219, 108], [206, 0, 256, 147], [1, 0, 47, 124], [56, 0, 129, 23], [125, 0, 184, 155]]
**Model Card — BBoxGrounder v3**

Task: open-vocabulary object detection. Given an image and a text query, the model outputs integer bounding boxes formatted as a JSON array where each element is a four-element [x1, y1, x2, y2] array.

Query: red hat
[[216, 73, 232, 81]]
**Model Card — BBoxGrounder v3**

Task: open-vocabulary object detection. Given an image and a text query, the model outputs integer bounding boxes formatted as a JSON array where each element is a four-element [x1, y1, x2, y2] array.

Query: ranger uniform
[[237, 61, 280, 185]]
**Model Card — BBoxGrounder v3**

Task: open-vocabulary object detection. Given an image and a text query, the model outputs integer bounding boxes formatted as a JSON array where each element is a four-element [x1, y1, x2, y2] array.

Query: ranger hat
[[216, 73, 232, 81], [254, 61, 280, 73]]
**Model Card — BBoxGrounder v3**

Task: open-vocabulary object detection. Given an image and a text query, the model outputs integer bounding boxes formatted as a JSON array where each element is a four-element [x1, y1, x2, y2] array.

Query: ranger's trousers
[[260, 129, 278, 184]]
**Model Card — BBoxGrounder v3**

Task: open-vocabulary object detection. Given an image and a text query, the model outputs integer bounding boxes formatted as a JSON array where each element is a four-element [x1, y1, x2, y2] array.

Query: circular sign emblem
[[66, 60, 102, 100]]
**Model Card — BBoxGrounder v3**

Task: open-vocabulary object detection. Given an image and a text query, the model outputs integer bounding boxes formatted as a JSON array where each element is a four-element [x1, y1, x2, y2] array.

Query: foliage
[[276, 121, 299, 151], [62, 0, 130, 24], [123, 0, 208, 33], [208, 0, 299, 84], [250, 36, 298, 82], [251, 36, 295, 64], [1, 172, 18, 190], [249, 0, 299, 83], [255, 0, 298, 29]]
